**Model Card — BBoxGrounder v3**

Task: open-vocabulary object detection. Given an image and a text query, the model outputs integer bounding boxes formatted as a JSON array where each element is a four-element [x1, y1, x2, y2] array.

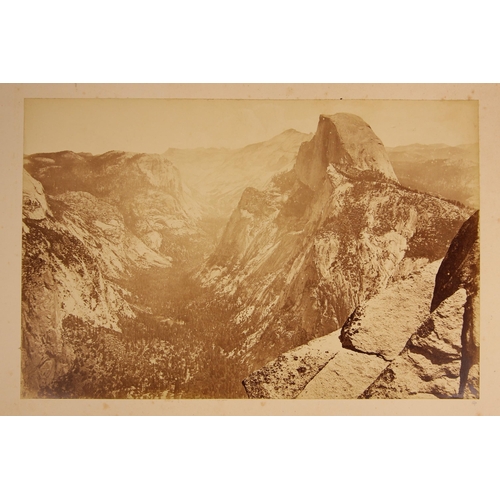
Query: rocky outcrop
[[362, 211, 479, 399], [432, 211, 479, 397], [431, 211, 479, 311], [244, 212, 479, 400], [297, 349, 388, 399], [295, 114, 398, 191], [242, 260, 444, 399], [361, 288, 467, 399], [340, 260, 441, 361]]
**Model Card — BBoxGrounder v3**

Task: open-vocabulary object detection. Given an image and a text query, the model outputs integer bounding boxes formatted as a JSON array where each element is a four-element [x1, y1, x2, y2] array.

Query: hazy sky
[[24, 99, 479, 155]]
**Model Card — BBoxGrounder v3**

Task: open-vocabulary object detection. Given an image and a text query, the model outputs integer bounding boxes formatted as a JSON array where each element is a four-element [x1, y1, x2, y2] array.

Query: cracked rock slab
[[296, 349, 388, 399], [242, 329, 342, 398]]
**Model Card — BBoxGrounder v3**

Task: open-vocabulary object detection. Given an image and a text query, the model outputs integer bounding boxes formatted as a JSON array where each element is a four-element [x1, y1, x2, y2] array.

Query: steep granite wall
[[295, 113, 398, 191]]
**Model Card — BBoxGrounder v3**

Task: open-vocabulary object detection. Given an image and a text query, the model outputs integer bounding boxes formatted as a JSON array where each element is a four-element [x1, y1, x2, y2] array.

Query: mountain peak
[[280, 128, 304, 136], [256, 128, 312, 147], [295, 113, 398, 191]]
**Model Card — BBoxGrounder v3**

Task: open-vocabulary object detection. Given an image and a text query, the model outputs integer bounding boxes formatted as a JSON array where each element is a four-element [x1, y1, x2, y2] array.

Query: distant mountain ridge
[[24, 150, 206, 269], [387, 143, 479, 208], [163, 128, 313, 217], [387, 142, 478, 160]]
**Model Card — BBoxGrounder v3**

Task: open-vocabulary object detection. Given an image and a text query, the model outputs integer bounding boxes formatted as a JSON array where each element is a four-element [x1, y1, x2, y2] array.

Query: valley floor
[[42, 261, 255, 399]]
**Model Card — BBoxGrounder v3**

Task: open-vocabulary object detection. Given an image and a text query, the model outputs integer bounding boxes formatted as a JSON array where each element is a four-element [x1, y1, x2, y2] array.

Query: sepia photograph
[[21, 97, 480, 400], [3, 4, 500, 499]]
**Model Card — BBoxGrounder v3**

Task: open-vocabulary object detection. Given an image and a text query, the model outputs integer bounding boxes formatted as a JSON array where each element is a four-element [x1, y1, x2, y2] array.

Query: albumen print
[[21, 98, 479, 400]]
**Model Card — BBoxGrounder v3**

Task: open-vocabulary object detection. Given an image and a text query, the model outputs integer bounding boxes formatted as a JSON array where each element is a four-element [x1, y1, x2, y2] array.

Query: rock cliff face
[[22, 170, 137, 395], [433, 210, 479, 397], [295, 113, 398, 191], [204, 114, 472, 373], [24, 151, 204, 269]]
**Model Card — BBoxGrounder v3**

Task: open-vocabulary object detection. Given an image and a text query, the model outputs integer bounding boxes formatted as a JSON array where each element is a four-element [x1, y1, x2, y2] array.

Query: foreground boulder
[[243, 261, 440, 398], [361, 288, 467, 398], [339, 261, 441, 361]]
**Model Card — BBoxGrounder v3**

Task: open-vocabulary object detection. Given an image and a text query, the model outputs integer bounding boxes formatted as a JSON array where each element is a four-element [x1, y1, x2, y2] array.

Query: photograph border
[[1, 83, 498, 415]]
